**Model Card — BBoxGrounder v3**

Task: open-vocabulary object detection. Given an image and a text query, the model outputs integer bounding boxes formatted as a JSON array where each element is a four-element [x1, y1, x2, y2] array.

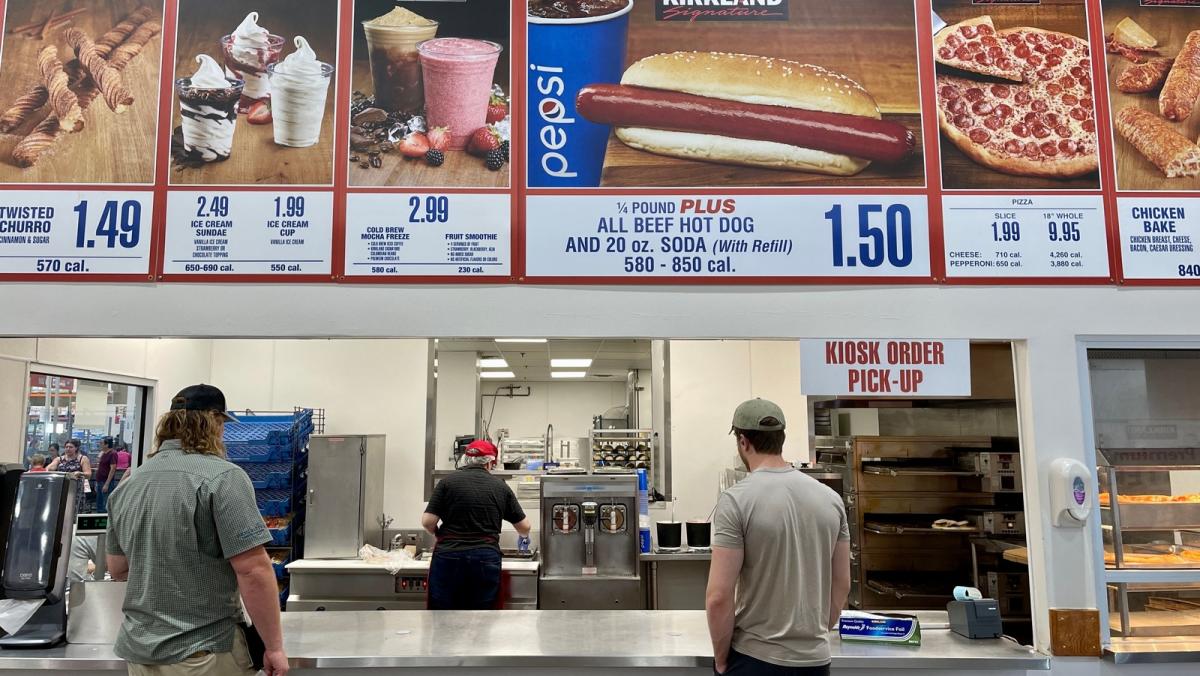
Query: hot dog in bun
[[576, 51, 916, 176]]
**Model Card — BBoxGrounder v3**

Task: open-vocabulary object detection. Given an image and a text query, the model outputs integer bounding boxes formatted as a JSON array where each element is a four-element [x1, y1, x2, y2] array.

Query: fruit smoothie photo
[[350, 0, 511, 188]]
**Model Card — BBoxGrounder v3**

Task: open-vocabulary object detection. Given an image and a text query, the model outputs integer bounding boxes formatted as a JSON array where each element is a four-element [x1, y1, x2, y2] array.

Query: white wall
[[668, 340, 807, 521], [484, 380, 627, 451], [434, 350, 478, 471], [209, 339, 430, 521]]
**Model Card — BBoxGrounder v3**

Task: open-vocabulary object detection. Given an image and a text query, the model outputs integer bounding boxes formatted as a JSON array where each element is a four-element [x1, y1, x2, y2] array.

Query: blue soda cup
[[527, 2, 633, 187]]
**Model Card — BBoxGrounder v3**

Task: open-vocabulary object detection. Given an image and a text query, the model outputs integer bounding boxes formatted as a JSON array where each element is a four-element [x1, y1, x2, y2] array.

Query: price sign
[[942, 195, 1109, 278], [0, 191, 152, 276], [163, 191, 333, 276], [1117, 198, 1200, 281], [525, 195, 931, 278], [344, 194, 510, 277]]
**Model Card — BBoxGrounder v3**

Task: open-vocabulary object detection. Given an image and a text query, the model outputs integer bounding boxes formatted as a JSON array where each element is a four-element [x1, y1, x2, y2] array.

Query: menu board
[[0, 0, 1198, 285]]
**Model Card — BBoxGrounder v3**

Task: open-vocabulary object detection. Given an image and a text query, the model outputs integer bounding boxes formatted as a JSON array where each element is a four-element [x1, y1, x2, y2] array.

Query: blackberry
[[485, 149, 504, 171], [499, 140, 510, 163], [425, 149, 445, 167]]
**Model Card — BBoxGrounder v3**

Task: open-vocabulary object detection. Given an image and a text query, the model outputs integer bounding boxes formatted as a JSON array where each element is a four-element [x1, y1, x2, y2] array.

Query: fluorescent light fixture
[[478, 358, 509, 368], [552, 371, 587, 378], [480, 371, 516, 379], [550, 358, 593, 368], [495, 338, 547, 343]]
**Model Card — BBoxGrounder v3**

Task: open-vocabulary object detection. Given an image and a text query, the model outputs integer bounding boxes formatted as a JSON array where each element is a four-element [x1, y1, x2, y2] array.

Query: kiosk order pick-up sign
[[799, 339, 972, 397]]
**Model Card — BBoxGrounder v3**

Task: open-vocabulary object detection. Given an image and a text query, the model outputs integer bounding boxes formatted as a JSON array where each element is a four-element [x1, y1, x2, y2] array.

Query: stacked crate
[[224, 410, 314, 609]]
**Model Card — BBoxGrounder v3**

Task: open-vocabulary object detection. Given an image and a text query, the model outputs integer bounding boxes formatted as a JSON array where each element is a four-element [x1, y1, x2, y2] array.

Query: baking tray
[[1101, 503, 1200, 530]]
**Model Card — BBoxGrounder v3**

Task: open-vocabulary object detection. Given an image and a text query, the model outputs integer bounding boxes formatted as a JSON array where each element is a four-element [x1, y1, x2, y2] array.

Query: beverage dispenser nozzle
[[581, 501, 598, 574]]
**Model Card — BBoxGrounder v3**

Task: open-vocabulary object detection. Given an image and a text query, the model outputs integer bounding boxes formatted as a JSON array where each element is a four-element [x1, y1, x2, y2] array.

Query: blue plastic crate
[[256, 489, 292, 517], [269, 550, 291, 580], [241, 463, 293, 489], [265, 516, 292, 546], [226, 442, 284, 464]]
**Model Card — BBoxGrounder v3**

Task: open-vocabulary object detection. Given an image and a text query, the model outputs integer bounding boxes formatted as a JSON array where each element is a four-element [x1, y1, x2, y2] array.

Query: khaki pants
[[127, 627, 256, 676]]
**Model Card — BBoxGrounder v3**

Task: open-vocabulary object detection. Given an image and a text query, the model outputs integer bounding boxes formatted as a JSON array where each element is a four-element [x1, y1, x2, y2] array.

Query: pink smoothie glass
[[417, 38, 502, 150]]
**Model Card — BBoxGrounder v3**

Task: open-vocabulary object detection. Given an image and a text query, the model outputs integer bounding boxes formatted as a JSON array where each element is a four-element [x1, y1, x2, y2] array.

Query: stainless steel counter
[[641, 550, 712, 562], [1107, 637, 1200, 664], [0, 610, 1048, 671]]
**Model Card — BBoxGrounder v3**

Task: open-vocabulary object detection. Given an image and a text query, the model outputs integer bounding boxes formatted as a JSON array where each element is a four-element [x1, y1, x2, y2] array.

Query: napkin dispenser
[[947, 599, 1003, 639]]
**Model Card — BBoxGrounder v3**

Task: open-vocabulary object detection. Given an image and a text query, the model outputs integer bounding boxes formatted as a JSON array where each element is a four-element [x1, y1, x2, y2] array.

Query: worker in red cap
[[421, 439, 533, 609]]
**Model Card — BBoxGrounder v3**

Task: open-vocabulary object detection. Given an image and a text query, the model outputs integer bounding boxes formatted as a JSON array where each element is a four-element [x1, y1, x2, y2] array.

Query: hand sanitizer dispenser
[[1048, 458, 1092, 528]]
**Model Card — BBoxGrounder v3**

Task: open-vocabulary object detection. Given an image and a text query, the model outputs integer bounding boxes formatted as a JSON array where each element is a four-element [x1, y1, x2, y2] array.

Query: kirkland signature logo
[[656, 0, 789, 22]]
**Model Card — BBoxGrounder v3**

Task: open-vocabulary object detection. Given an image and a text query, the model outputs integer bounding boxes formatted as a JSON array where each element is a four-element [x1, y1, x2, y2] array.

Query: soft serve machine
[[539, 474, 641, 609]]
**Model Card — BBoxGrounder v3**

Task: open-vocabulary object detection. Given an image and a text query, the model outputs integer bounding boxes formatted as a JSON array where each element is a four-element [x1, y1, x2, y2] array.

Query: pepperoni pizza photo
[[932, 0, 1101, 190]]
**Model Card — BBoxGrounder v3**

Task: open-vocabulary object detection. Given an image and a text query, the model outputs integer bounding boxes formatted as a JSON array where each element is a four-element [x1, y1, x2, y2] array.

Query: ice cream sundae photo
[[170, 0, 337, 185]]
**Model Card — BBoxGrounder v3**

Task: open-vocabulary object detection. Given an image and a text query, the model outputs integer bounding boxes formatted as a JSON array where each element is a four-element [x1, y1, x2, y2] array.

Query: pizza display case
[[1099, 458, 1200, 640]]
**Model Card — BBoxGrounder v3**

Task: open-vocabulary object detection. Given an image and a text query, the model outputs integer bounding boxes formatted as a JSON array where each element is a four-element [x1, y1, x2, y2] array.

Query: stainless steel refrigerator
[[305, 435, 386, 558]]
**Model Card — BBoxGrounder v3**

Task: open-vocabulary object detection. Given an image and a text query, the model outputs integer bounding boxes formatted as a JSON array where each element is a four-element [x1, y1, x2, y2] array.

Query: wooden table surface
[[599, 0, 923, 188], [170, 0, 336, 186], [1104, 0, 1200, 191], [348, 58, 509, 188], [934, 0, 1101, 190], [0, 0, 162, 184]]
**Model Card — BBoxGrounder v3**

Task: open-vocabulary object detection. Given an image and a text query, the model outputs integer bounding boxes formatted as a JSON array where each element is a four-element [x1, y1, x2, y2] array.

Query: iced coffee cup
[[418, 38, 502, 150], [220, 12, 284, 113], [176, 54, 244, 162], [362, 7, 438, 113], [268, 37, 334, 148]]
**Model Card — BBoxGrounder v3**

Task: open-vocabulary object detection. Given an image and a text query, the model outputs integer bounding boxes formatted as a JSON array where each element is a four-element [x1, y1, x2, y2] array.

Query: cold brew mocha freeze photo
[[170, 0, 338, 186], [350, 0, 511, 188], [0, 0, 164, 184], [527, 0, 923, 189]]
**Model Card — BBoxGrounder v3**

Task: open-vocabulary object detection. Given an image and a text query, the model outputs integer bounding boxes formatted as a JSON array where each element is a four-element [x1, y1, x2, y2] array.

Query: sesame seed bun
[[619, 51, 881, 119]]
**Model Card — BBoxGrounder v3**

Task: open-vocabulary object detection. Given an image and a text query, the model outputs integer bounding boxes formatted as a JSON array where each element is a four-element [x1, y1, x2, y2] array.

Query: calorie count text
[[355, 195, 498, 276], [562, 198, 921, 275], [174, 193, 324, 275], [946, 197, 1093, 273]]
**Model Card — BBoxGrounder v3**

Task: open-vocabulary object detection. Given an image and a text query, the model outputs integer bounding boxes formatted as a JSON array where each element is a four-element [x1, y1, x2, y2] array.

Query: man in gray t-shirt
[[707, 399, 851, 676]]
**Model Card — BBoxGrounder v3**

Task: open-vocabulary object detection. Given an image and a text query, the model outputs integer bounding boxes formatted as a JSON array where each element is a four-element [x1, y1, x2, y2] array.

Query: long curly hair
[[153, 410, 226, 457]]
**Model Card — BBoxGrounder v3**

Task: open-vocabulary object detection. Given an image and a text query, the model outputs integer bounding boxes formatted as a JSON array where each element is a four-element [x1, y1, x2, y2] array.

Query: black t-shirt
[[425, 466, 526, 552]]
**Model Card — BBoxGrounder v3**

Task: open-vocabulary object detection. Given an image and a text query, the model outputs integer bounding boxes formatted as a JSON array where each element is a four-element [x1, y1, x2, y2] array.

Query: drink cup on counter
[[176, 55, 244, 163], [686, 520, 711, 549], [363, 16, 438, 113], [268, 37, 334, 148], [418, 38, 503, 150], [527, 0, 634, 187], [656, 520, 682, 550]]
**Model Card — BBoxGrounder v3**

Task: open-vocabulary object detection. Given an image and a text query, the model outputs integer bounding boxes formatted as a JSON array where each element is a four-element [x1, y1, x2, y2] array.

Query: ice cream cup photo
[[418, 38, 502, 150], [220, 12, 285, 113], [527, 0, 633, 187], [363, 14, 439, 114], [176, 54, 245, 163], [268, 36, 334, 148]]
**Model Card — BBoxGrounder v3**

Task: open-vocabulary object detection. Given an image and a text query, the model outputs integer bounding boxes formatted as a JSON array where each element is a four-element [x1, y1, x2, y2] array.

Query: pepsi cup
[[527, 1, 633, 187]]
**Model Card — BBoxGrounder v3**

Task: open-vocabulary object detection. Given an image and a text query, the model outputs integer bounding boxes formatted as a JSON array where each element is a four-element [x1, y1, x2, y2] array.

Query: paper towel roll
[[953, 586, 983, 601]]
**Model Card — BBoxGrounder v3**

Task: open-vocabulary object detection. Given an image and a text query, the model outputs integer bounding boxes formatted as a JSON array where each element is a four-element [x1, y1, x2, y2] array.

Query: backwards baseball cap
[[170, 384, 239, 422], [731, 398, 786, 432], [464, 440, 498, 457]]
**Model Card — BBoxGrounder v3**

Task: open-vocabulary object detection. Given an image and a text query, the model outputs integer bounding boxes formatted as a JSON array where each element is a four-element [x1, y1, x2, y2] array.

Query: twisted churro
[[108, 21, 161, 71], [37, 45, 82, 132], [94, 6, 154, 58], [66, 28, 133, 113], [0, 86, 48, 133], [12, 115, 60, 167]]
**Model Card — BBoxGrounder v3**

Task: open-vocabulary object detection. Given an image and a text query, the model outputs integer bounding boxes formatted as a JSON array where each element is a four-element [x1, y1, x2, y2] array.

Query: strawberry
[[467, 126, 502, 157], [398, 132, 430, 158], [246, 101, 272, 125], [426, 126, 451, 152], [485, 95, 508, 124]]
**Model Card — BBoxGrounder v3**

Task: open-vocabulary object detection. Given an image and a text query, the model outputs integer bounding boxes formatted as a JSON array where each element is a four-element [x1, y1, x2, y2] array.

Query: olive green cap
[[731, 398, 786, 431]]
